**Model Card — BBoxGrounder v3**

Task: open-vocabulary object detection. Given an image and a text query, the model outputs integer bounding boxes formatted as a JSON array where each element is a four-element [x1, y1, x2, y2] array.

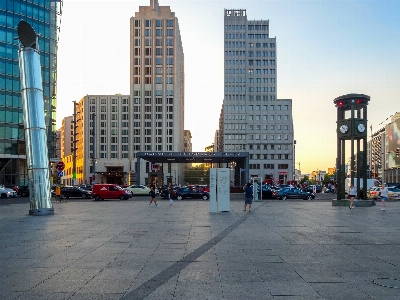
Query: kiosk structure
[[209, 168, 230, 213]]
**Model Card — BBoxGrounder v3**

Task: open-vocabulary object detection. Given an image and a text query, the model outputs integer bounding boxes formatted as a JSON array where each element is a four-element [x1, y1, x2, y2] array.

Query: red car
[[199, 185, 210, 192]]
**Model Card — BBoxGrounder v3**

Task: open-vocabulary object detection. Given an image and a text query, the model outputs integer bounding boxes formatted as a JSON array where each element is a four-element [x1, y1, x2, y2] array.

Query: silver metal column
[[17, 20, 53, 216]]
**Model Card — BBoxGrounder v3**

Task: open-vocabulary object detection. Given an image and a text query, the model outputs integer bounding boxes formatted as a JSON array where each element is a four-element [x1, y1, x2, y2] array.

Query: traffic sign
[[58, 171, 64, 177], [56, 161, 65, 171]]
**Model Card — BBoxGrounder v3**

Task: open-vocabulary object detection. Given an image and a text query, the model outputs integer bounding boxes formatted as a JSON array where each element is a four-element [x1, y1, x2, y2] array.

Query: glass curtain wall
[[0, 0, 62, 186]]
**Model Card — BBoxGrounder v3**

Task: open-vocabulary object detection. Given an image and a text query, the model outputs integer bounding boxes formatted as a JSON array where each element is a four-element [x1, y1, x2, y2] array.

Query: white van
[[345, 178, 380, 191]]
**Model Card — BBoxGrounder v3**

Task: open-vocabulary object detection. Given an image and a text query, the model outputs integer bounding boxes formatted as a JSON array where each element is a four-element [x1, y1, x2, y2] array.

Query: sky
[[56, 0, 400, 174]]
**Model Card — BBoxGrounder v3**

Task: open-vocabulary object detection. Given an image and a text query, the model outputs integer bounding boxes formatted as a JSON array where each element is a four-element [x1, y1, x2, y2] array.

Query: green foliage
[[300, 175, 309, 184]]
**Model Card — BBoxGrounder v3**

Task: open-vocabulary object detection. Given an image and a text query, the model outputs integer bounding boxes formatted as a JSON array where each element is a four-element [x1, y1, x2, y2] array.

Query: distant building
[[61, 116, 74, 158], [204, 144, 214, 152], [220, 9, 294, 185], [183, 130, 192, 152]]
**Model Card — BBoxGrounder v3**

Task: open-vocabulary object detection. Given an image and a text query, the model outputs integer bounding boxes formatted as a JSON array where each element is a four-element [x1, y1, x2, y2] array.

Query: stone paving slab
[[0, 195, 399, 299]]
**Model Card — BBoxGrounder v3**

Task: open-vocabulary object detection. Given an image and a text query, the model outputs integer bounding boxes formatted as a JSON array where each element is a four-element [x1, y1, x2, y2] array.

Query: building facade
[[63, 94, 183, 187], [0, 0, 62, 186], [221, 9, 294, 184], [130, 0, 185, 185], [60, 116, 73, 158]]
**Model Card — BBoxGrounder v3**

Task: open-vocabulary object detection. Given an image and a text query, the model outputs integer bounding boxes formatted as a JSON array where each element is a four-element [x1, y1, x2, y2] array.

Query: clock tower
[[334, 94, 370, 201]]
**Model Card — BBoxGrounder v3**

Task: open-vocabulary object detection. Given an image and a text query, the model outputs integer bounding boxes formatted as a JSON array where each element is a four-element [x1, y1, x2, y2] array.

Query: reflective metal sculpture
[[17, 20, 53, 215]]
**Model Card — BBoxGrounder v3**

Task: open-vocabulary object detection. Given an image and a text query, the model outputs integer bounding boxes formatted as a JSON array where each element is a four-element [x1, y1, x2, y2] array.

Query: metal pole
[[17, 21, 53, 215]]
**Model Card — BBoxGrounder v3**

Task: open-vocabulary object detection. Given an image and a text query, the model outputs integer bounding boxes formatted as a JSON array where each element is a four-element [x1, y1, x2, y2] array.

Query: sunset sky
[[56, 0, 400, 174]]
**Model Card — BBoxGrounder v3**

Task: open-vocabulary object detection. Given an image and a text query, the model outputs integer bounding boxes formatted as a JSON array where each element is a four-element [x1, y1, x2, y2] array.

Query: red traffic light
[[337, 101, 343, 107], [356, 99, 362, 104]]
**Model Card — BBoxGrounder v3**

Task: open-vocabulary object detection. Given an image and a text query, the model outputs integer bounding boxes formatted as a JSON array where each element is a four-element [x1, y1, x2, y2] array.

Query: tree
[[300, 176, 309, 184]]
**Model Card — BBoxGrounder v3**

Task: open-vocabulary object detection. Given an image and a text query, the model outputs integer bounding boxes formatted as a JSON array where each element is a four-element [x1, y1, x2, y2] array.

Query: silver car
[[0, 187, 17, 198]]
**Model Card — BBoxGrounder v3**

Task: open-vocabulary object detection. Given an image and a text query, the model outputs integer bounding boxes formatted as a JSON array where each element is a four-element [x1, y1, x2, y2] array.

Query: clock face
[[358, 123, 365, 133], [340, 124, 349, 134]]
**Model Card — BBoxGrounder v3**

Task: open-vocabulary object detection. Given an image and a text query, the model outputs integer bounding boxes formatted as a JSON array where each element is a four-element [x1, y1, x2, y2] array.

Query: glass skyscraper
[[0, 0, 62, 186]]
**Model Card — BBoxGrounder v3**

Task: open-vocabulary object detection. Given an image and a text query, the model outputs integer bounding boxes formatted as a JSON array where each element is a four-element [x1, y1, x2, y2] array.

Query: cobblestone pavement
[[0, 194, 399, 299]]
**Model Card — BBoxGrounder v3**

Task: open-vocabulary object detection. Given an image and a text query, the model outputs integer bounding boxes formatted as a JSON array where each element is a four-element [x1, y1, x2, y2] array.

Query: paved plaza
[[0, 194, 399, 300]]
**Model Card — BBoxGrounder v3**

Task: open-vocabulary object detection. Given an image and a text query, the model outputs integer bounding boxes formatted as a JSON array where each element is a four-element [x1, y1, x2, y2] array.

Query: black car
[[160, 186, 179, 199], [259, 184, 278, 199], [174, 187, 210, 200], [60, 186, 93, 199], [18, 185, 30, 197], [272, 187, 315, 200]]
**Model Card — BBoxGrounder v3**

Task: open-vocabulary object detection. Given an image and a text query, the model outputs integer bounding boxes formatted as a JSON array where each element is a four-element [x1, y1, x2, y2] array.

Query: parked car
[[18, 185, 30, 197], [160, 186, 179, 199], [60, 186, 93, 199], [79, 184, 93, 191], [367, 187, 381, 199], [303, 185, 322, 193], [125, 185, 159, 196], [272, 187, 315, 200], [92, 184, 130, 201], [0, 186, 17, 198], [123, 188, 133, 198], [5, 185, 19, 193], [174, 187, 210, 200], [387, 187, 400, 199], [199, 185, 210, 193], [259, 184, 277, 199]]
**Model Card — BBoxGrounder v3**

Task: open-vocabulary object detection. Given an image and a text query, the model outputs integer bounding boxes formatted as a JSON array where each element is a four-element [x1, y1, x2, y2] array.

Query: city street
[[1, 193, 399, 299]]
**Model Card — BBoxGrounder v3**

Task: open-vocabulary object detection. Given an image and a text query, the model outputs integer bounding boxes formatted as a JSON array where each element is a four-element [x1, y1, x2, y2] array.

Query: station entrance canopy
[[135, 152, 249, 185]]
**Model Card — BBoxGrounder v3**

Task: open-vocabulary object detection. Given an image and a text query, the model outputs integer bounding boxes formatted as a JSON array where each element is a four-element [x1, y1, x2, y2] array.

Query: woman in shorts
[[348, 184, 357, 209]]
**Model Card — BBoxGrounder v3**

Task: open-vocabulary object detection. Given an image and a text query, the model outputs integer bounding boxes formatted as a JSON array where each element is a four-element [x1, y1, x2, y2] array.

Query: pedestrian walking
[[380, 183, 388, 211], [149, 184, 158, 206], [243, 182, 253, 212], [167, 183, 174, 206], [348, 184, 357, 209]]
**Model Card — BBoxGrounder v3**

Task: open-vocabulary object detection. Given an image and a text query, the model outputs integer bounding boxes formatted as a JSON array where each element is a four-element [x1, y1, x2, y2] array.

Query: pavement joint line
[[122, 202, 266, 300]]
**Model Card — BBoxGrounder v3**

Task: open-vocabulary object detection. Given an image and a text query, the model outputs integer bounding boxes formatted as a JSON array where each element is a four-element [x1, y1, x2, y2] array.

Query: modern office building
[[130, 0, 185, 184], [0, 0, 62, 185], [221, 9, 294, 184]]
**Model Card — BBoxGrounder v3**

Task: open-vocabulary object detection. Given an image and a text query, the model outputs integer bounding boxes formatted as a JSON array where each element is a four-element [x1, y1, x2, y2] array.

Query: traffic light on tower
[[396, 148, 400, 158]]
